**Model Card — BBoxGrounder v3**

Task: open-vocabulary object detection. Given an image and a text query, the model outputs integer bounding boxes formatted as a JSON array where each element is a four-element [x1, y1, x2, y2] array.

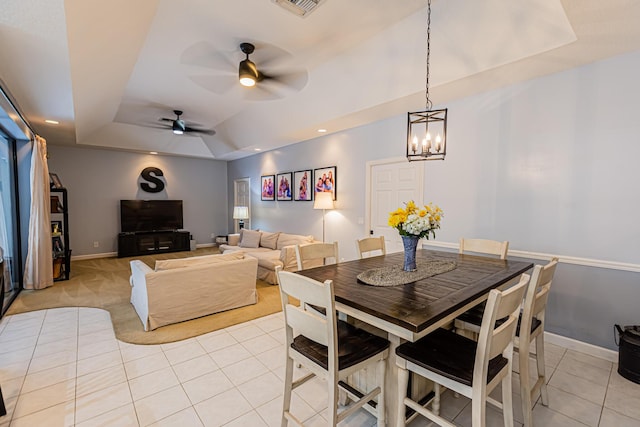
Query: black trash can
[[615, 324, 640, 384]]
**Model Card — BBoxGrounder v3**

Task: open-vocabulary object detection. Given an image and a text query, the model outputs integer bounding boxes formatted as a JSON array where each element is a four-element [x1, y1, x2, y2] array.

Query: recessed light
[[254, 148, 261, 151], [317, 129, 327, 133], [150, 151, 158, 155], [45, 120, 59, 125]]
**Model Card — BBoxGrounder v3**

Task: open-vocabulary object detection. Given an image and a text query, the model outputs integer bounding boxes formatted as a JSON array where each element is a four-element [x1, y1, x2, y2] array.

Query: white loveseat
[[219, 230, 321, 284], [129, 251, 258, 331]]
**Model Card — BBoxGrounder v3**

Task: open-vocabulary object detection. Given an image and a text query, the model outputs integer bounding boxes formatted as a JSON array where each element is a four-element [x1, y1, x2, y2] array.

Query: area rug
[[6, 248, 283, 345]]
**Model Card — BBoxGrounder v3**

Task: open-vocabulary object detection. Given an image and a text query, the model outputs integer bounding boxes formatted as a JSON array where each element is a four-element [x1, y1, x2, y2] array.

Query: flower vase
[[401, 235, 420, 272]]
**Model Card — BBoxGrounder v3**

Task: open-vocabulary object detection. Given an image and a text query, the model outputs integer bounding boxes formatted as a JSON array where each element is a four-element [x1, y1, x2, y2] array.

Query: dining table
[[296, 248, 533, 425]]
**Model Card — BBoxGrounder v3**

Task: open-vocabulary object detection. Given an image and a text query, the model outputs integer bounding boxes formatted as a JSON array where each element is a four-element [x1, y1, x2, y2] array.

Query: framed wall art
[[313, 166, 337, 200], [293, 170, 312, 201], [49, 173, 63, 189], [276, 172, 293, 201], [51, 221, 62, 235], [261, 175, 275, 201]]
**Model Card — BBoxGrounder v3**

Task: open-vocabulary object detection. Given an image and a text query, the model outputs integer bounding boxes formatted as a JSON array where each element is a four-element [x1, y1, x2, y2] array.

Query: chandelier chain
[[425, 0, 432, 111]]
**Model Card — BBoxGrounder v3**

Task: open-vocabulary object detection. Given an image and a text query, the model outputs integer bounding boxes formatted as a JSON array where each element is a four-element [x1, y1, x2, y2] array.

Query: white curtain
[[24, 135, 53, 289]]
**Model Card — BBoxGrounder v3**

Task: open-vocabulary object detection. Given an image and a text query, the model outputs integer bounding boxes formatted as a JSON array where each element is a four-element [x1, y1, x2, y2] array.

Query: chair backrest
[[356, 236, 386, 259], [277, 269, 339, 371], [474, 273, 529, 386], [519, 257, 558, 342], [459, 238, 509, 260], [295, 242, 339, 271]]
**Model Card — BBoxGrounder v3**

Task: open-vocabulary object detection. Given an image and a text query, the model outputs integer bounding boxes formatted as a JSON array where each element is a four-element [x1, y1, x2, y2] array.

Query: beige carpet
[[6, 248, 283, 345]]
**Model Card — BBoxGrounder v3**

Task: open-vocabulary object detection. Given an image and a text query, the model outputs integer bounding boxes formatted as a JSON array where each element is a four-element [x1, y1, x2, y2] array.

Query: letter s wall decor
[[140, 167, 165, 193]]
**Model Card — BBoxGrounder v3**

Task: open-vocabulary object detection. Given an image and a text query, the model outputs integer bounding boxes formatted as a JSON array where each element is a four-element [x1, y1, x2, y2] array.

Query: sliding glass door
[[1, 132, 21, 317]]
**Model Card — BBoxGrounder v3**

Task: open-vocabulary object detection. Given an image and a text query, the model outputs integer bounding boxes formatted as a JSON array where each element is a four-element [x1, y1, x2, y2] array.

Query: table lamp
[[233, 206, 249, 230], [313, 192, 334, 242]]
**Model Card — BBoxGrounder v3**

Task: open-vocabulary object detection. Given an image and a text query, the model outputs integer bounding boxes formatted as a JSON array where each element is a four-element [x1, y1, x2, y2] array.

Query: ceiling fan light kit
[[172, 120, 185, 135], [239, 59, 258, 87], [407, 0, 447, 162], [239, 43, 259, 87]]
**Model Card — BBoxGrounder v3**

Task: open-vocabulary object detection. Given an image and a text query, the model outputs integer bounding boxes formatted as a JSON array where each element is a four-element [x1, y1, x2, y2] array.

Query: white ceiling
[[1, 0, 640, 160]]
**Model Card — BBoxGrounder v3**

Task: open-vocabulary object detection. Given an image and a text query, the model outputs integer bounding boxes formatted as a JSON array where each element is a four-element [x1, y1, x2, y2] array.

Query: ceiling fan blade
[[249, 42, 294, 69], [160, 117, 174, 122], [189, 74, 236, 95], [241, 84, 283, 101], [138, 123, 172, 130], [261, 69, 309, 92], [181, 41, 235, 71], [185, 126, 216, 136]]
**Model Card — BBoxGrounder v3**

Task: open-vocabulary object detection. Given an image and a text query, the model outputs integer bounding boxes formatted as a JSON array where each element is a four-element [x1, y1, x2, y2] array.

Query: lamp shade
[[313, 192, 334, 210], [233, 206, 249, 220]]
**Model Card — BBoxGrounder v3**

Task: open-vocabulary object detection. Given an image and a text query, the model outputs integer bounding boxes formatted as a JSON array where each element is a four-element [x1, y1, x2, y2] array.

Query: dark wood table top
[[297, 249, 533, 336]]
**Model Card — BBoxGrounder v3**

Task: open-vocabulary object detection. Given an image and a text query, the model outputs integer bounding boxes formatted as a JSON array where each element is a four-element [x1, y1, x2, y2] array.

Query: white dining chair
[[356, 236, 386, 259], [453, 257, 559, 427], [395, 273, 530, 427], [459, 238, 509, 259], [276, 268, 389, 427], [295, 241, 339, 271], [514, 258, 558, 427], [455, 238, 510, 337]]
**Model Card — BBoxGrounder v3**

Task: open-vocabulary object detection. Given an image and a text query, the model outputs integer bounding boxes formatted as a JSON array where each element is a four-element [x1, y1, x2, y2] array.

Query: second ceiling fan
[[159, 110, 215, 136]]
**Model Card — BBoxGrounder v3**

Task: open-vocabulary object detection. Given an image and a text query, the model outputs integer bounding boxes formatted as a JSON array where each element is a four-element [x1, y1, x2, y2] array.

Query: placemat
[[357, 260, 457, 287]]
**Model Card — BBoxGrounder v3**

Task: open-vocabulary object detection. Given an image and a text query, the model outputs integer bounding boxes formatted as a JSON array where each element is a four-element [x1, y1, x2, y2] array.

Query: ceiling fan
[[183, 40, 309, 101], [158, 110, 215, 136]]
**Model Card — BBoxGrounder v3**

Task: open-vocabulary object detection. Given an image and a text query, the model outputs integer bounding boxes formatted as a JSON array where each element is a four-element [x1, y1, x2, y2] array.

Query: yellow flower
[[388, 200, 443, 238]]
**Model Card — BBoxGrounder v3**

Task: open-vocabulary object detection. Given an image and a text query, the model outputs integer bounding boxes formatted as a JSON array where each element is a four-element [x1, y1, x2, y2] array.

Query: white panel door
[[368, 159, 424, 253], [234, 178, 251, 232]]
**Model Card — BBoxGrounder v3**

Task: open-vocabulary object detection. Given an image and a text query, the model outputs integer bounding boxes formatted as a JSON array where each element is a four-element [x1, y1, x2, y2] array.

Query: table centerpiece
[[388, 200, 443, 271]]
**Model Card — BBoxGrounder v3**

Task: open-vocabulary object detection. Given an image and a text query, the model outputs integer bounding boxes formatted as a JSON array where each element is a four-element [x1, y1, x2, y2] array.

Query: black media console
[[117, 230, 190, 258]]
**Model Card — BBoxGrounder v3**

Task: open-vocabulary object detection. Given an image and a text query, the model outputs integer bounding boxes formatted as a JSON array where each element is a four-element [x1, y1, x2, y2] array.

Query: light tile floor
[[1, 307, 639, 426]]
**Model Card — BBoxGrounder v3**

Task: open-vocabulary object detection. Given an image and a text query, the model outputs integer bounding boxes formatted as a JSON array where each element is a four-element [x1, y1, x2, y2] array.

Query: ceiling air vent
[[272, 0, 325, 18]]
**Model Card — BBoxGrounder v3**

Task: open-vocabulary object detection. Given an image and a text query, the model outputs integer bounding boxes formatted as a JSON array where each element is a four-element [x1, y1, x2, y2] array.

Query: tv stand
[[118, 230, 190, 258]]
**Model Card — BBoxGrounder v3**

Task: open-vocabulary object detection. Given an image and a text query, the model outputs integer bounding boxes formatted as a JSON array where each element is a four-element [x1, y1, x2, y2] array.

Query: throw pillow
[[155, 251, 244, 271], [260, 231, 280, 249], [239, 229, 261, 248]]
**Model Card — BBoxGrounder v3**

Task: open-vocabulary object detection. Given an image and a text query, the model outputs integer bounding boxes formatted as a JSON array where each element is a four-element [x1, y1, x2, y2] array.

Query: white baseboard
[[544, 331, 618, 363], [71, 252, 117, 261]]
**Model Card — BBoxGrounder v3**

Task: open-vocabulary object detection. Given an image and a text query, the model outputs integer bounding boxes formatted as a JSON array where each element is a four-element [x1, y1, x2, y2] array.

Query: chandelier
[[407, 0, 447, 162]]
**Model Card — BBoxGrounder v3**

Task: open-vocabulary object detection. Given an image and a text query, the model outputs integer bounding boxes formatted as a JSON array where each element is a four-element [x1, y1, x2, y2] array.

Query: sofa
[[219, 229, 321, 284], [129, 251, 258, 331]]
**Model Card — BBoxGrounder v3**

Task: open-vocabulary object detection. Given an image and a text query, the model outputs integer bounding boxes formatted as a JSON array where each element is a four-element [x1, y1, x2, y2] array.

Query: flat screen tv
[[120, 200, 183, 233]]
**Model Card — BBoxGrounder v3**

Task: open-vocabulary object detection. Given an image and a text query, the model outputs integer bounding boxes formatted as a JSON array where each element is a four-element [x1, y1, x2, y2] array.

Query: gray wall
[[227, 50, 640, 350], [48, 145, 228, 256]]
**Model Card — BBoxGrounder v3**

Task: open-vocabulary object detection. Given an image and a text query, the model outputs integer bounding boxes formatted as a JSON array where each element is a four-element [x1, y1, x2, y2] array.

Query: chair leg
[[282, 356, 294, 427], [470, 393, 486, 427], [535, 335, 549, 406], [502, 370, 514, 427], [519, 349, 533, 427], [376, 359, 386, 427], [327, 377, 339, 426], [397, 366, 410, 427], [432, 383, 441, 416]]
